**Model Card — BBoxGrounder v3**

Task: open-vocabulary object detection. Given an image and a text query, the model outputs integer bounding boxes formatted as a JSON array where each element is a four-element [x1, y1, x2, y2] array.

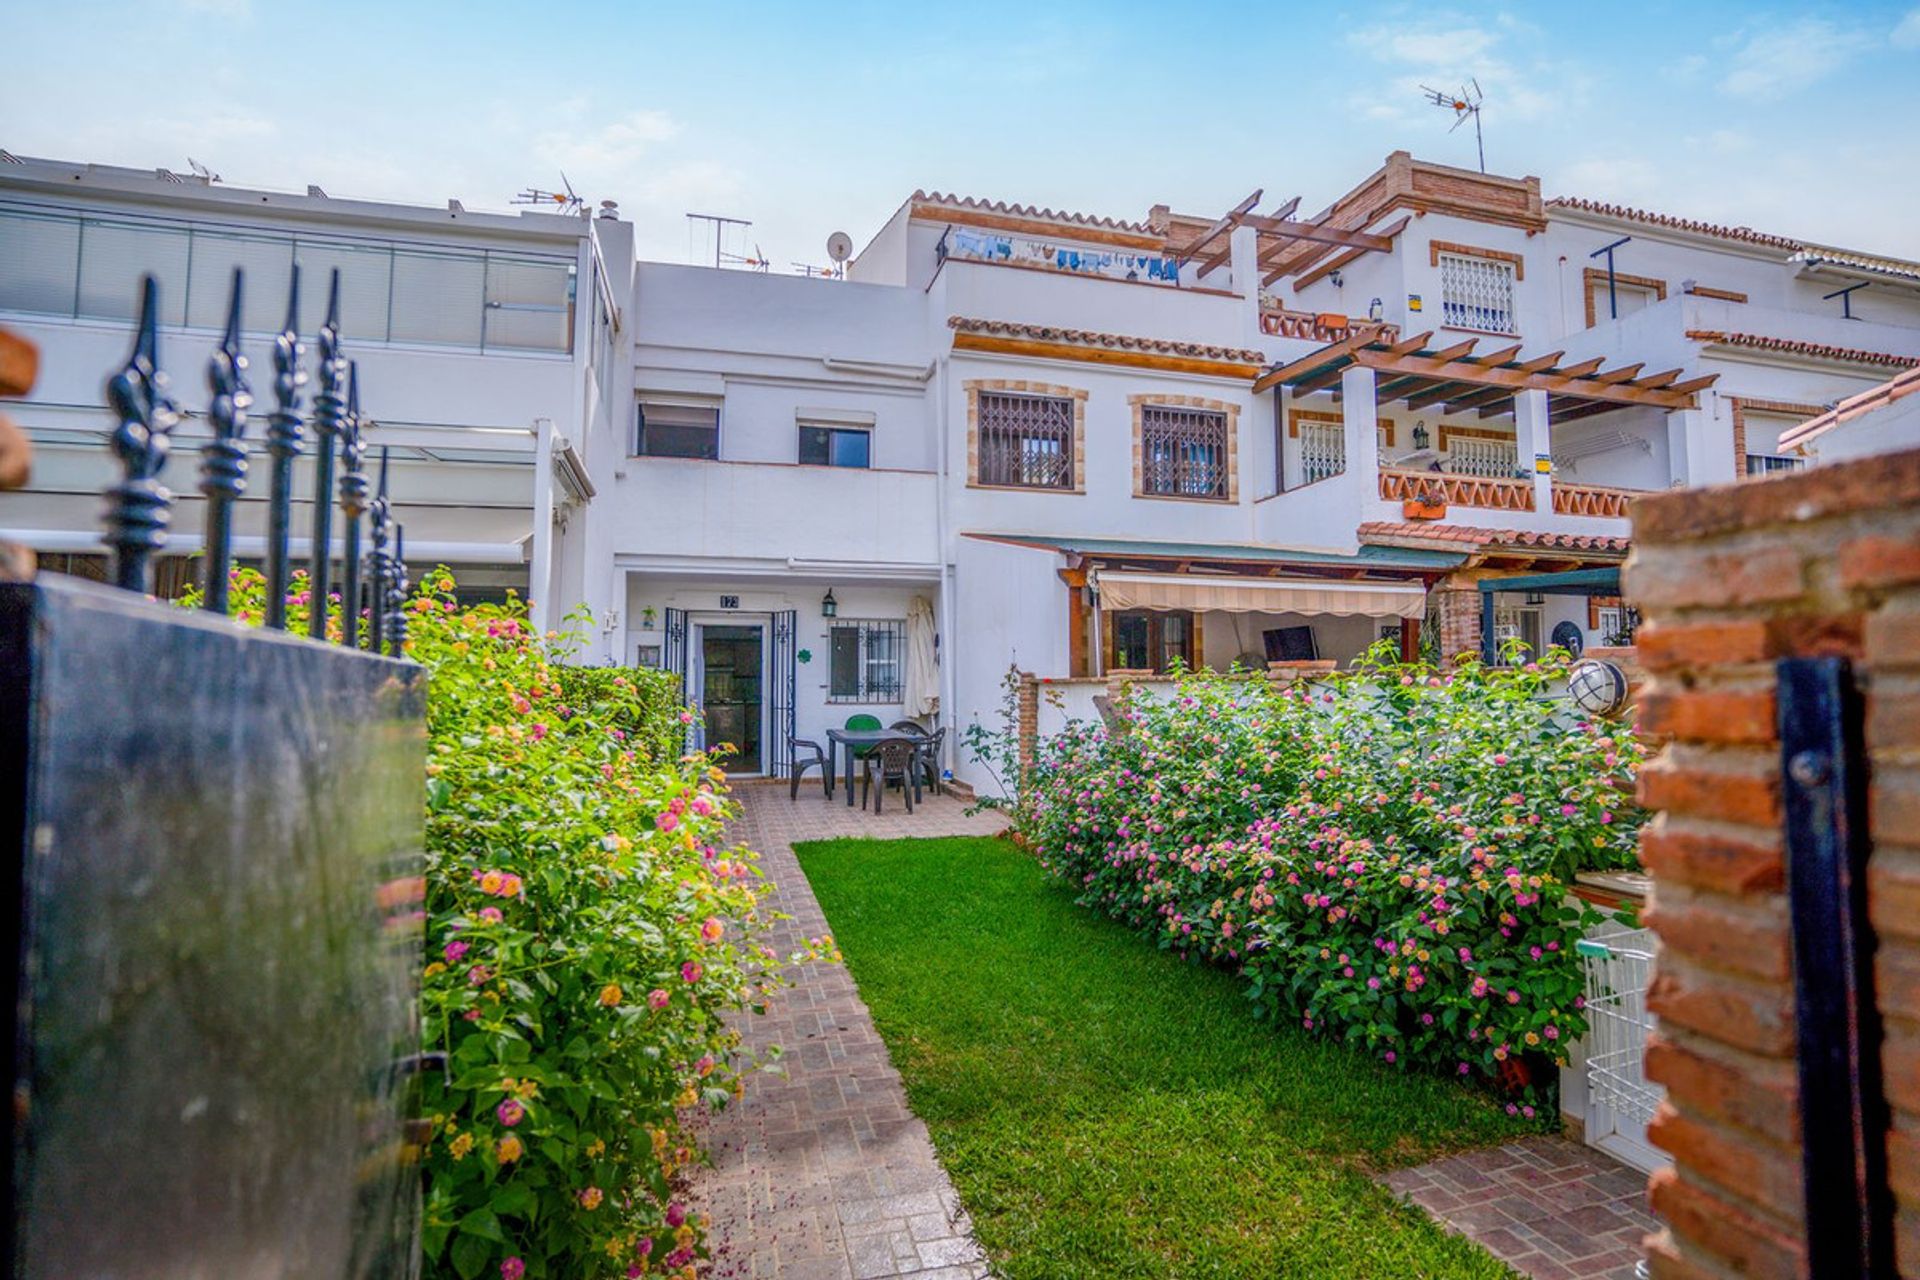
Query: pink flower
[[701, 917, 725, 944], [500, 1259, 525, 1280], [496, 1098, 525, 1127], [681, 961, 703, 984], [690, 794, 714, 817], [657, 812, 680, 834], [468, 965, 492, 986], [479, 907, 503, 924], [1383, 1050, 1396, 1063], [665, 1201, 687, 1228], [1561, 803, 1577, 817], [529, 723, 548, 742], [647, 988, 670, 1010], [444, 940, 469, 963]]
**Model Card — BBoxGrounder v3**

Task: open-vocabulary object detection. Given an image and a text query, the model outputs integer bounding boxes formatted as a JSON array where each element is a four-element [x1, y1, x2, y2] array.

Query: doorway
[[699, 624, 763, 774]]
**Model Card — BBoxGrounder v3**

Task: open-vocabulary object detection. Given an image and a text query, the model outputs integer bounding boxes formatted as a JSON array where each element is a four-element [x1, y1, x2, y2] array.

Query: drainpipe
[[530, 416, 555, 634], [934, 345, 957, 779]]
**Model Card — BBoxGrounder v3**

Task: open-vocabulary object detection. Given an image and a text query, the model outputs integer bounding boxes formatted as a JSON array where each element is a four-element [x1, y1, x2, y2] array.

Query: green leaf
[[449, 1231, 490, 1280]]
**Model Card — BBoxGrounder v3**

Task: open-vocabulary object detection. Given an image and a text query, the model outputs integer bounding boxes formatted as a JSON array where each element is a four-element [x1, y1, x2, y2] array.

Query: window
[[1109, 610, 1194, 673], [1491, 604, 1542, 663], [1298, 415, 1344, 485], [799, 424, 871, 468], [1438, 251, 1517, 334], [1746, 453, 1805, 476], [828, 620, 905, 702], [977, 391, 1074, 489], [1140, 405, 1228, 499], [636, 401, 720, 459], [0, 203, 574, 352], [483, 256, 576, 352]]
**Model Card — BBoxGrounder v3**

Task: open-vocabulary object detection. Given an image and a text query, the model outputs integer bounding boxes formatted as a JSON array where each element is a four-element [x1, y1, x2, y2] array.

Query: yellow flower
[[599, 983, 623, 1008], [516, 1080, 539, 1100], [675, 1225, 695, 1249], [674, 1086, 698, 1108], [585, 1138, 605, 1158], [497, 1135, 523, 1163], [480, 871, 504, 895], [580, 1186, 604, 1210], [448, 1132, 473, 1160], [1525, 1032, 1541, 1046], [423, 962, 447, 978]]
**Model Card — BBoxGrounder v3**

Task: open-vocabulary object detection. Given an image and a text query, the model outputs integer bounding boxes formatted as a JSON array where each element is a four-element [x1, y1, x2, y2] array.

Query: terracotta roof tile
[[1358, 520, 1631, 555], [1547, 197, 1803, 251], [1779, 364, 1920, 450], [947, 316, 1266, 365], [911, 190, 1153, 235], [1790, 246, 1920, 284], [1685, 330, 1920, 370]]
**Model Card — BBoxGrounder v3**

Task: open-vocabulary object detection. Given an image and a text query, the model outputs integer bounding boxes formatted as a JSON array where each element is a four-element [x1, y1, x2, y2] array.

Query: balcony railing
[[1260, 305, 1400, 344], [1380, 467, 1535, 511], [1552, 481, 1645, 519], [936, 227, 1183, 287]]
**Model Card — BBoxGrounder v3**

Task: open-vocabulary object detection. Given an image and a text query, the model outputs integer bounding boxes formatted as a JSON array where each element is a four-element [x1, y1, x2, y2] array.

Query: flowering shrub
[[1009, 645, 1643, 1105], [198, 568, 790, 1279]]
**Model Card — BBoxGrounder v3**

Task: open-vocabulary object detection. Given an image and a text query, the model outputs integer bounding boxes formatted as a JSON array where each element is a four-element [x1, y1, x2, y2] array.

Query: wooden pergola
[[1169, 189, 1411, 287], [1253, 329, 1718, 422]]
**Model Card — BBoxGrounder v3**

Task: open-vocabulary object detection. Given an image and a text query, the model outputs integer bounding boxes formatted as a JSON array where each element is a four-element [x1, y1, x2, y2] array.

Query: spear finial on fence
[[368, 445, 391, 655], [199, 268, 252, 614], [387, 522, 409, 653], [338, 361, 369, 646], [306, 268, 346, 640], [104, 275, 180, 594], [264, 264, 307, 629]]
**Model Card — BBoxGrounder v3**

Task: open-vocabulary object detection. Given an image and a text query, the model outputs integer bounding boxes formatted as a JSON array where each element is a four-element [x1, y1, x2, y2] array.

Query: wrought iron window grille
[[976, 391, 1073, 489]]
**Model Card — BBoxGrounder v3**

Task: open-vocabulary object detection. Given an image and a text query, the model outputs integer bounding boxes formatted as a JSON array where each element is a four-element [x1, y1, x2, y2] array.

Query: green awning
[[965, 532, 1465, 572]]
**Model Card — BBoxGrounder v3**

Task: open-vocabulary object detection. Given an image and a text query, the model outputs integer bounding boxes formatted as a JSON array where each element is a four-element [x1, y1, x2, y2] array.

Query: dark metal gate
[[1778, 656, 1895, 1279], [767, 609, 797, 776], [5, 268, 426, 1277]]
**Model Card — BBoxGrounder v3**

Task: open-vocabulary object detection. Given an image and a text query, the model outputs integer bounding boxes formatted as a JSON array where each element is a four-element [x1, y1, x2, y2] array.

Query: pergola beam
[[1273, 215, 1413, 286], [1193, 195, 1304, 278], [1172, 189, 1262, 265]]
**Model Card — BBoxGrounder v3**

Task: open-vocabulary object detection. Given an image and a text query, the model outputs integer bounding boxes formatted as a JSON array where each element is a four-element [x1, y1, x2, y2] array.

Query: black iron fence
[[5, 270, 428, 1277]]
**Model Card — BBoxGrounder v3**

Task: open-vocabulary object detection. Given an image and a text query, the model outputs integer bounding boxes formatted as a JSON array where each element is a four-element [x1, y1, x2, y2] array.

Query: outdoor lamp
[[1412, 421, 1431, 451], [821, 589, 837, 618]]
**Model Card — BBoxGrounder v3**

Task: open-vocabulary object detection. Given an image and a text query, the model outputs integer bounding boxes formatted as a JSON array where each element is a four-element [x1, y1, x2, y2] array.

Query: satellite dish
[[826, 231, 853, 263]]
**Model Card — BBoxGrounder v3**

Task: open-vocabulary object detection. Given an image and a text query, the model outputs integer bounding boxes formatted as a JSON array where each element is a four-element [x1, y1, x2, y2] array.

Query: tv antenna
[[187, 157, 221, 183], [1421, 79, 1485, 172], [513, 172, 586, 215], [686, 212, 763, 270]]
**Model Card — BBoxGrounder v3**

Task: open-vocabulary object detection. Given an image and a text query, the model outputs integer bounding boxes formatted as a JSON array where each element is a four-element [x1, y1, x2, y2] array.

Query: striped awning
[[1095, 572, 1425, 618]]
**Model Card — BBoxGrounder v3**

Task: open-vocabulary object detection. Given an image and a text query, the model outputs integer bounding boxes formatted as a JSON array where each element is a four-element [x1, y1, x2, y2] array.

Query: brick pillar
[[1628, 447, 1920, 1279], [1015, 672, 1039, 779], [1434, 584, 1482, 668]]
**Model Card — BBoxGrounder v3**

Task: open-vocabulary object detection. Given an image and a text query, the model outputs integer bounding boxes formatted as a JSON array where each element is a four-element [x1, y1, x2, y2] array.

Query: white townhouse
[[540, 151, 1920, 794], [6, 148, 1916, 794], [0, 153, 634, 604]]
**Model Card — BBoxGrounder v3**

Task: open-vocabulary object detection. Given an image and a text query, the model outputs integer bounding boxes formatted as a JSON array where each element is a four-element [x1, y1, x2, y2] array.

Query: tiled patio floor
[[1379, 1136, 1658, 1280], [687, 781, 1008, 1280]]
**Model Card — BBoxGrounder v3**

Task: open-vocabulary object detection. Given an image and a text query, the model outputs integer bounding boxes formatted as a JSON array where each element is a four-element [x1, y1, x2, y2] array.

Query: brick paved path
[[1379, 1136, 1658, 1279], [688, 782, 1008, 1280]]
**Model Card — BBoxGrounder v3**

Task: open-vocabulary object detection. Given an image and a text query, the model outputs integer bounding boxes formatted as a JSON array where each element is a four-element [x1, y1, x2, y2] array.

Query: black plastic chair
[[860, 736, 919, 814], [913, 725, 946, 795], [789, 737, 831, 800]]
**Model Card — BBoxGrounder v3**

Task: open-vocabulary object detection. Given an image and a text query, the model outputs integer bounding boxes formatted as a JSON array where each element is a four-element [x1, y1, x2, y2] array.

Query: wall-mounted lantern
[[1412, 420, 1431, 451], [821, 589, 838, 619]]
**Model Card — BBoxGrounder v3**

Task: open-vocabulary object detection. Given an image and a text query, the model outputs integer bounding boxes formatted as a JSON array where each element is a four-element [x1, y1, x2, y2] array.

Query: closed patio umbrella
[[904, 594, 939, 720]]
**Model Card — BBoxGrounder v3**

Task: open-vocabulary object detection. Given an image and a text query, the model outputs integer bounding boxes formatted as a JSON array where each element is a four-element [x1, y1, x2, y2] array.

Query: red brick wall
[[1627, 448, 1920, 1278], [1435, 584, 1483, 667]]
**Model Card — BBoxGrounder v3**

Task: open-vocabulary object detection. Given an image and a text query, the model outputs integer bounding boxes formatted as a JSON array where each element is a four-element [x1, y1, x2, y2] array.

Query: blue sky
[[8, 2, 1920, 271]]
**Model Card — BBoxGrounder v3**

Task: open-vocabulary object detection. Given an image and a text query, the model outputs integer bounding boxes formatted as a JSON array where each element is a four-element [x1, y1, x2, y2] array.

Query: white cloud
[[1894, 7, 1920, 47], [1350, 23, 1500, 65], [1344, 15, 1586, 126], [535, 110, 681, 175], [1717, 18, 1872, 97], [173, 0, 252, 16]]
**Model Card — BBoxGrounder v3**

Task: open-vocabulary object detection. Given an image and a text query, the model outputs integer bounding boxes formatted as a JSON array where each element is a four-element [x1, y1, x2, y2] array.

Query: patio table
[[825, 727, 926, 809]]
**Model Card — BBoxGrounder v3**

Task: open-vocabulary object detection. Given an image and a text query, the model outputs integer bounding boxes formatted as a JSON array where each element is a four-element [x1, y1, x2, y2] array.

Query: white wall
[[621, 574, 930, 760], [950, 536, 1070, 793]]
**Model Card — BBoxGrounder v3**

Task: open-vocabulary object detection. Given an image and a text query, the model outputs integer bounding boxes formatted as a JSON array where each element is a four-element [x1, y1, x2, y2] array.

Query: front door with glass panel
[[698, 624, 763, 774]]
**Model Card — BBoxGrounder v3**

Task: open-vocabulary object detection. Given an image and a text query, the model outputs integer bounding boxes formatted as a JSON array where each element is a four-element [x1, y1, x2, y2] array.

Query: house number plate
[[719, 595, 740, 610]]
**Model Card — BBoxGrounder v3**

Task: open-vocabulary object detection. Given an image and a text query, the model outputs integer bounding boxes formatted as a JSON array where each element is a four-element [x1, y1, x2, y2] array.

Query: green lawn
[[794, 834, 1526, 1280]]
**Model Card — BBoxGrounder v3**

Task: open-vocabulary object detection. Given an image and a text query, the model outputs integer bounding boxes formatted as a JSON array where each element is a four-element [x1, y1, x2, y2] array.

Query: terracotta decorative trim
[[1127, 393, 1240, 503], [1683, 284, 1748, 303], [1582, 267, 1668, 328], [1547, 196, 1802, 251], [962, 378, 1089, 494], [1431, 239, 1525, 280]]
